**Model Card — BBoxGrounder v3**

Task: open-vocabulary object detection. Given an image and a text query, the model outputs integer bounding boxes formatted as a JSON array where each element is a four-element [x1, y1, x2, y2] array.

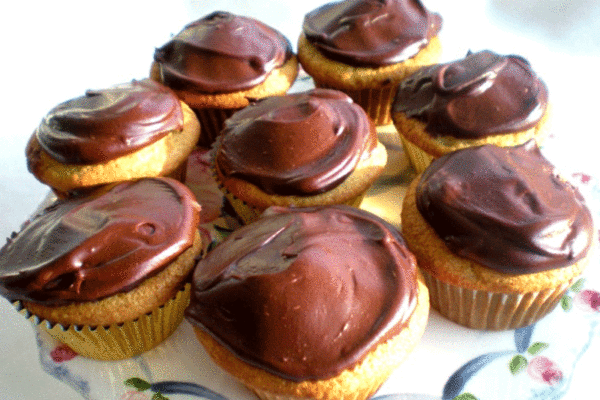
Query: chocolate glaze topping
[[302, 0, 442, 67], [215, 89, 378, 196], [416, 142, 593, 274], [393, 50, 549, 138], [0, 178, 200, 306], [186, 205, 418, 381], [35, 80, 184, 164], [154, 11, 293, 94]]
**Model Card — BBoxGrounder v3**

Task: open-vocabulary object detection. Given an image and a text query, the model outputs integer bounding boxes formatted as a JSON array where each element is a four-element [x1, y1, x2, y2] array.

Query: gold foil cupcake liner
[[166, 160, 189, 183], [222, 188, 367, 225], [399, 135, 434, 173], [194, 108, 239, 147], [249, 383, 382, 400], [15, 284, 191, 361], [421, 269, 574, 330], [315, 83, 396, 126]]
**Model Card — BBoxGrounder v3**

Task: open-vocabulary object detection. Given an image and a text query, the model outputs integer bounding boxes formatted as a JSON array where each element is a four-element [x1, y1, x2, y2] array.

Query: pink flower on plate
[[50, 344, 78, 363], [186, 148, 216, 186], [574, 289, 600, 312], [571, 172, 592, 185], [120, 390, 150, 400], [527, 356, 563, 385]]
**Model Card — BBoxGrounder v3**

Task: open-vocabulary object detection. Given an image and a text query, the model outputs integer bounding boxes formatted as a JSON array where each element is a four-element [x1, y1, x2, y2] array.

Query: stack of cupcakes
[[3, 8, 303, 361], [1, 5, 596, 400]]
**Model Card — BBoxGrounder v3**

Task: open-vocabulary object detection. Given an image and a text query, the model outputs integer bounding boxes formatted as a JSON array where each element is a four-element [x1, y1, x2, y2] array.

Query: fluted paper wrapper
[[222, 187, 366, 225], [15, 284, 191, 361], [166, 161, 189, 183], [315, 82, 396, 126], [195, 108, 238, 147], [421, 269, 574, 330], [398, 135, 434, 174], [249, 382, 383, 400]]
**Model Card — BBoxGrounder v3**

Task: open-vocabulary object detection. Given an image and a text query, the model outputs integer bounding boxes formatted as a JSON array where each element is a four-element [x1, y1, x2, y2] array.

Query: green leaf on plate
[[527, 342, 549, 355], [152, 393, 169, 400], [561, 295, 573, 311], [453, 393, 479, 400], [124, 377, 151, 391], [570, 278, 586, 293], [509, 355, 528, 375]]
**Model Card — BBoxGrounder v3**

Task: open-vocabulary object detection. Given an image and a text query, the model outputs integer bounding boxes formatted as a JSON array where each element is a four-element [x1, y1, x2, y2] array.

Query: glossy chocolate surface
[[0, 178, 200, 305], [416, 142, 593, 274], [186, 205, 418, 381], [393, 50, 549, 138], [215, 89, 377, 196], [302, 0, 441, 67], [154, 11, 293, 94], [35, 80, 184, 164]]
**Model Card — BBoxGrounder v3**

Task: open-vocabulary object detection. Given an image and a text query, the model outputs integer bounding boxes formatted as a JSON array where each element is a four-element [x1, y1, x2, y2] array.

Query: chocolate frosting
[[35, 80, 184, 165], [393, 50, 549, 138], [154, 11, 293, 94], [186, 205, 418, 381], [215, 89, 378, 196], [302, 0, 442, 67], [416, 142, 593, 274], [0, 178, 200, 305]]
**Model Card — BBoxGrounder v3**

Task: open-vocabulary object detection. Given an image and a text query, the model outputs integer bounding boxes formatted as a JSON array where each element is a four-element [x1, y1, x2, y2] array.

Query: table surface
[[1, 1, 599, 399]]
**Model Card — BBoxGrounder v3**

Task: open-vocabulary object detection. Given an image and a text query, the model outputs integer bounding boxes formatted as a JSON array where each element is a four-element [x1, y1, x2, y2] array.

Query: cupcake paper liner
[[315, 83, 396, 126], [421, 269, 574, 330], [249, 382, 382, 400], [195, 108, 239, 147], [166, 160, 189, 183], [15, 284, 191, 361], [222, 187, 367, 225], [398, 135, 434, 173]]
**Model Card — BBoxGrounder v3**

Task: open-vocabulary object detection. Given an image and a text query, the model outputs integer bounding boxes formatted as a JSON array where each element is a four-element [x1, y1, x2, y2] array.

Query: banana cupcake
[[186, 205, 429, 400], [152, 11, 299, 146], [212, 89, 387, 224], [392, 50, 551, 172], [26, 79, 200, 197], [401, 142, 594, 330], [298, 0, 442, 125], [0, 177, 203, 360]]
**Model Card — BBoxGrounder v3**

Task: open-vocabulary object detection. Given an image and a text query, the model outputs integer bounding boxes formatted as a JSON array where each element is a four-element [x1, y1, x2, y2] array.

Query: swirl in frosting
[[154, 11, 293, 94], [215, 89, 378, 196], [416, 142, 593, 274], [302, 0, 442, 67], [0, 178, 200, 305], [186, 205, 419, 380], [393, 50, 549, 138], [35, 79, 184, 164]]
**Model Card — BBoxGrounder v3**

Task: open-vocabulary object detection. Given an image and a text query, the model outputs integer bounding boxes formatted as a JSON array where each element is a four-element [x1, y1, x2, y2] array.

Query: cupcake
[[212, 89, 387, 224], [26, 79, 200, 197], [0, 177, 203, 360], [186, 205, 429, 400], [152, 11, 299, 146], [392, 50, 551, 172], [401, 142, 594, 330], [298, 0, 442, 125]]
